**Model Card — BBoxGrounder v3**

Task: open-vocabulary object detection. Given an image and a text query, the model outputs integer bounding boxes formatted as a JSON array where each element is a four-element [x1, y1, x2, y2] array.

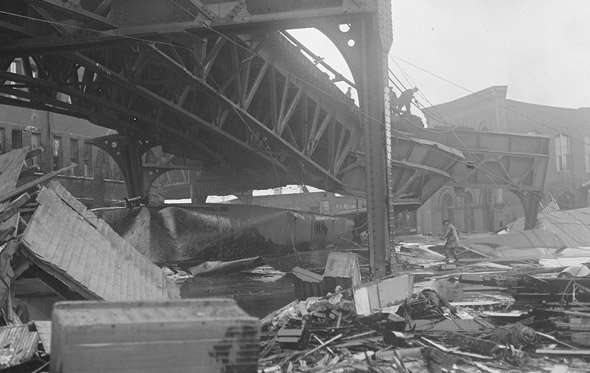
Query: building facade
[[1, 60, 130, 207], [419, 86, 590, 234]]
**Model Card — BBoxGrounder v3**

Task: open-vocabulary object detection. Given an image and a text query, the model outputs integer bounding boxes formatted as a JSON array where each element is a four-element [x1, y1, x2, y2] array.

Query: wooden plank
[[535, 349, 590, 356], [51, 299, 260, 373], [0, 192, 31, 223], [34, 321, 52, 354], [410, 319, 494, 334], [0, 164, 76, 203]]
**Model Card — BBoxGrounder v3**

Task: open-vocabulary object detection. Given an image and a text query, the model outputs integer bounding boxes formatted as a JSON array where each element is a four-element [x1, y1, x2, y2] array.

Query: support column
[[87, 133, 153, 199], [189, 171, 207, 204], [515, 191, 541, 230], [359, 15, 392, 279]]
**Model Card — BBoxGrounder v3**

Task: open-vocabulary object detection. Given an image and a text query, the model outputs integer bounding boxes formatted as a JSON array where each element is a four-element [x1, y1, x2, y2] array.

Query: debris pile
[[259, 246, 590, 372], [0, 148, 180, 371]]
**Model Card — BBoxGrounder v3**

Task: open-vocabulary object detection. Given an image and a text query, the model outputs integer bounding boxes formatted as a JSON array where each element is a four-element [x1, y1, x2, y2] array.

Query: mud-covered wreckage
[[94, 204, 357, 271]]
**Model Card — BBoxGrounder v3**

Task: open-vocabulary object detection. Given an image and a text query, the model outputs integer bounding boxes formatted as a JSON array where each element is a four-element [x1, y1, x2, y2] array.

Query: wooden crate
[[51, 299, 260, 373], [323, 252, 361, 293]]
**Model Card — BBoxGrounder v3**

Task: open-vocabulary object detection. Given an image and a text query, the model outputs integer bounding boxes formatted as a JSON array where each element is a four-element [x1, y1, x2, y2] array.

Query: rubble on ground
[[0, 148, 181, 371], [0, 147, 589, 371], [258, 244, 590, 372]]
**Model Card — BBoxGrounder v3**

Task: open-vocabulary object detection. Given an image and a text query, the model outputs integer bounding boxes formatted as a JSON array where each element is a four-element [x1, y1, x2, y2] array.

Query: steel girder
[[414, 127, 550, 229], [1, 0, 399, 277], [0, 1, 373, 195]]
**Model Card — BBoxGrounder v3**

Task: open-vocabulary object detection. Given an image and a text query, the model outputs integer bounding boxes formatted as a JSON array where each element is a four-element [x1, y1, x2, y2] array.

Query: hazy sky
[[292, 0, 590, 109]]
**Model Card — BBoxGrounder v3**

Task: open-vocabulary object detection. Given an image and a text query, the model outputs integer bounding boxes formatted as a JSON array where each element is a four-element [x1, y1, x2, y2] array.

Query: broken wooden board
[[188, 256, 264, 276], [34, 320, 51, 354], [21, 181, 180, 301], [51, 299, 260, 373], [535, 349, 590, 356], [443, 332, 501, 356], [409, 319, 494, 334], [353, 274, 414, 316], [0, 148, 28, 207]]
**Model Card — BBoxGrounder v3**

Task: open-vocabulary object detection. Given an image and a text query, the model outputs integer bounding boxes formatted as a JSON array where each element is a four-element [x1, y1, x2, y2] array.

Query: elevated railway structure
[[0, 0, 547, 276]]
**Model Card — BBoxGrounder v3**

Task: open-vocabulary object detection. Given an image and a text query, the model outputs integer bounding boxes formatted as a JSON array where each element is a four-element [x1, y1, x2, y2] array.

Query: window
[[53, 136, 62, 171], [11, 129, 22, 150], [440, 193, 454, 223], [70, 139, 79, 175], [30, 133, 41, 166], [83, 143, 93, 178], [57, 92, 72, 104], [0, 128, 5, 154], [463, 192, 476, 232], [585, 136, 590, 173], [9, 59, 23, 75], [555, 134, 571, 172], [101, 150, 111, 179], [5, 60, 22, 99], [110, 158, 121, 181]]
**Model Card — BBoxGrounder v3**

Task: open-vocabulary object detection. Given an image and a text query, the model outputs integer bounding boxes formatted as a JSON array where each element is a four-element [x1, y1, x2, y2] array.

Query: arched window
[[464, 192, 476, 232], [440, 193, 454, 223]]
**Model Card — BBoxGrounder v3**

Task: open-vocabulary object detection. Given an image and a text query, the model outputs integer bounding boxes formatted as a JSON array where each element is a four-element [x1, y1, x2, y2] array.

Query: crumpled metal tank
[[93, 204, 355, 270]]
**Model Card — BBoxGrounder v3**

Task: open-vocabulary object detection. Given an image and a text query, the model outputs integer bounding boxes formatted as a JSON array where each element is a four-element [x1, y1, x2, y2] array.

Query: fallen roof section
[[0, 324, 40, 369], [451, 207, 590, 264], [509, 207, 590, 248], [21, 181, 180, 301], [0, 148, 28, 204]]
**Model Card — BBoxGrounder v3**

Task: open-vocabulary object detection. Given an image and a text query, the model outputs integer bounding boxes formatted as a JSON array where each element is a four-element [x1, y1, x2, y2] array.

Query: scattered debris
[[259, 234, 590, 372], [0, 146, 589, 371], [0, 324, 43, 370]]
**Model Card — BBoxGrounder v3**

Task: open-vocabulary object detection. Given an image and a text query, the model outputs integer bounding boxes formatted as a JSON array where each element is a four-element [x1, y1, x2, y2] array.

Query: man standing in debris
[[440, 219, 460, 263], [396, 87, 419, 113]]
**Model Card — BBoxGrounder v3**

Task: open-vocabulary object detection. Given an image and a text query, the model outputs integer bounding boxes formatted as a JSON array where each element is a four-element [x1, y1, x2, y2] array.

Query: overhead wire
[[390, 54, 589, 147]]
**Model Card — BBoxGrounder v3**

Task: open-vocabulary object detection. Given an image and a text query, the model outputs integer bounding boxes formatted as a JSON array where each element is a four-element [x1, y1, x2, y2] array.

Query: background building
[[1, 60, 128, 207], [419, 86, 590, 234]]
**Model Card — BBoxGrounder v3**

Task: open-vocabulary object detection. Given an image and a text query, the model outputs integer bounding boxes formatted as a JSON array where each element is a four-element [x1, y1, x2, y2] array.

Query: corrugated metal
[[22, 181, 180, 301], [0, 325, 39, 368], [93, 204, 356, 268]]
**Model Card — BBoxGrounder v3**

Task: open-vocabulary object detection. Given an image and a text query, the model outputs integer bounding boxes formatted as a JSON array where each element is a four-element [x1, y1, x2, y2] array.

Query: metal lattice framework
[[0, 5, 370, 195], [0, 0, 468, 277]]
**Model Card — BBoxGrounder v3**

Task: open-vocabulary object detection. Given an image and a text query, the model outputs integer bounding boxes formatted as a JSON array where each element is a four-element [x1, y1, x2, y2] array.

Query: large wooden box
[[323, 252, 361, 293], [50, 299, 260, 373]]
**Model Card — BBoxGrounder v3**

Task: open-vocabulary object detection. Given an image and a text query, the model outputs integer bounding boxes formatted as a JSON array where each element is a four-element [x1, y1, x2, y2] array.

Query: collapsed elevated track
[[0, 0, 549, 275]]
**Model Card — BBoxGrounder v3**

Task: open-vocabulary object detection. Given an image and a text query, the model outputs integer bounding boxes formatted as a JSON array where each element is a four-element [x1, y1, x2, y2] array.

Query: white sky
[[291, 0, 590, 109]]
